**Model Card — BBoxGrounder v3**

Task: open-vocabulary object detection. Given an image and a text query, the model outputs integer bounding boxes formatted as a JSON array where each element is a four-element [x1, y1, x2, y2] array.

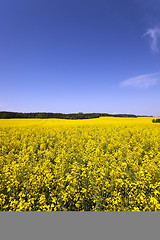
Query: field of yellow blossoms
[[1, 117, 160, 211]]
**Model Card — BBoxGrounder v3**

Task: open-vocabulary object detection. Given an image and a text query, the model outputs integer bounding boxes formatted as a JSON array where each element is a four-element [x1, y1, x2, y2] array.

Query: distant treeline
[[152, 119, 160, 123], [0, 111, 142, 119]]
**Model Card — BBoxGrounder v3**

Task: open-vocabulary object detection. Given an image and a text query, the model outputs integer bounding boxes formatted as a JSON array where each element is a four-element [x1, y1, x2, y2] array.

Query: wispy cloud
[[120, 72, 160, 88], [144, 27, 160, 53]]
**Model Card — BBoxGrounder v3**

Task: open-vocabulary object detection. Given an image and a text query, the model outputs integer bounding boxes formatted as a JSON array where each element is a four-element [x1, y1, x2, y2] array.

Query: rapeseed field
[[1, 117, 160, 211]]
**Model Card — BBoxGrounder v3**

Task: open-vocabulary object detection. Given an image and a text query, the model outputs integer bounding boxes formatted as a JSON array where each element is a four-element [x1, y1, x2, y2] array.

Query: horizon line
[[0, 110, 157, 117]]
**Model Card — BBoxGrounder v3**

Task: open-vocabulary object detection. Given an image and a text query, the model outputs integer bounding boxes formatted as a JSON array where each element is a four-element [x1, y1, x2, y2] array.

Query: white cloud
[[120, 72, 160, 88], [144, 27, 160, 53]]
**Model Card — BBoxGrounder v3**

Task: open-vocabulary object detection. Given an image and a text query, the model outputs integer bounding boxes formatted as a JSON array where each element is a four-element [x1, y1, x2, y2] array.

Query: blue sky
[[0, 0, 160, 116]]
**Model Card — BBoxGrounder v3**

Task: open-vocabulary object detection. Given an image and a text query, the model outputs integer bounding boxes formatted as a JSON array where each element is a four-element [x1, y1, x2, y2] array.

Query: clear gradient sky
[[0, 0, 160, 116]]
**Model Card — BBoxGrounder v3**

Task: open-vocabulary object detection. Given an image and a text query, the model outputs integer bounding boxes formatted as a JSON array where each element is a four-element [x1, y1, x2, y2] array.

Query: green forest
[[0, 111, 141, 119]]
